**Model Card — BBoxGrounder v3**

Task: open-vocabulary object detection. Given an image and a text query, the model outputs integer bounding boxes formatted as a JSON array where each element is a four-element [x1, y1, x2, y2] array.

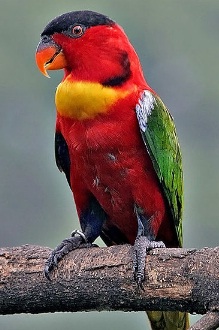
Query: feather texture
[[136, 91, 183, 246]]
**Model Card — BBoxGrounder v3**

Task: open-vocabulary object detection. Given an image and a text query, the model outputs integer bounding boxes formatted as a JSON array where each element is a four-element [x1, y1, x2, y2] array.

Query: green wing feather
[[136, 90, 183, 247]]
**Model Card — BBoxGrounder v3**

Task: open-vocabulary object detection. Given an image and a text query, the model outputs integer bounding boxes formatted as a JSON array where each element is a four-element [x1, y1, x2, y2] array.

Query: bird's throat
[[55, 77, 130, 120]]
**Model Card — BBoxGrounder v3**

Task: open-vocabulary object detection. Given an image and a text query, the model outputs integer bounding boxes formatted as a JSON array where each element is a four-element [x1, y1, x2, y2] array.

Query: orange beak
[[35, 39, 67, 78]]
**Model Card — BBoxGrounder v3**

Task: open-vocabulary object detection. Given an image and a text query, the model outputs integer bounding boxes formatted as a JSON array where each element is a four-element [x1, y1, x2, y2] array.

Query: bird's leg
[[44, 229, 97, 280], [133, 207, 165, 289], [133, 235, 165, 289]]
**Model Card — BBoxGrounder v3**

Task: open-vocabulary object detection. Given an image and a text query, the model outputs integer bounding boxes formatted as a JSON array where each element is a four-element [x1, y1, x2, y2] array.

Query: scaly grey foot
[[44, 230, 96, 280], [133, 236, 165, 289]]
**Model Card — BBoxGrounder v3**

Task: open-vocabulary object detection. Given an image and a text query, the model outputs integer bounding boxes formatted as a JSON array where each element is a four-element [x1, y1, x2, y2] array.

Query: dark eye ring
[[71, 25, 84, 38]]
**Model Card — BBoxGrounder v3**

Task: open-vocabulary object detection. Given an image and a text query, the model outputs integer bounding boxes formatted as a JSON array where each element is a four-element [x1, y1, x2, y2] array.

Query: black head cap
[[41, 10, 115, 36]]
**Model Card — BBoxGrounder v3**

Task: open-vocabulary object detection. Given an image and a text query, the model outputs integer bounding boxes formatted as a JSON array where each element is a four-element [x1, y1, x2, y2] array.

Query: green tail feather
[[147, 311, 189, 330]]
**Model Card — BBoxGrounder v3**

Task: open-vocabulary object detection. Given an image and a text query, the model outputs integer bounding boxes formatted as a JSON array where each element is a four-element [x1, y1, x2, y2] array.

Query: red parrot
[[35, 10, 188, 329]]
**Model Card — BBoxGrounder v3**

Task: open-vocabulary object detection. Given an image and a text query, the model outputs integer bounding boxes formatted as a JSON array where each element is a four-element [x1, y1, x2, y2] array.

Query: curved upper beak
[[35, 38, 67, 78]]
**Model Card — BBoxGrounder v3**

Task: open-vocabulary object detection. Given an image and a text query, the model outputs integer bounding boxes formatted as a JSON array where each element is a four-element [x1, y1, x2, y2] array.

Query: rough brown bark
[[0, 245, 218, 317], [189, 312, 219, 330]]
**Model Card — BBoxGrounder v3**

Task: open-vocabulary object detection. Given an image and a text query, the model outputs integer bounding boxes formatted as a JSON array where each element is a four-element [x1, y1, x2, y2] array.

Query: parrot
[[35, 10, 189, 330]]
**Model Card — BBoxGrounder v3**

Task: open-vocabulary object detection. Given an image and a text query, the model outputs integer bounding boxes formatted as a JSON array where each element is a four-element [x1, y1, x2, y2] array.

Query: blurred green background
[[0, 0, 218, 329]]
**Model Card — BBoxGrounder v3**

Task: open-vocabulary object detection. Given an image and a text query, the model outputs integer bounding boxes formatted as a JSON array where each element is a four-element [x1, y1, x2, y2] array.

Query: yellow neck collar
[[55, 77, 130, 120]]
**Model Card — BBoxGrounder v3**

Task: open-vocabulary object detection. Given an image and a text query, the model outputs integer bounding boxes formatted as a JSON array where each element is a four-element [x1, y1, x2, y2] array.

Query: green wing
[[136, 90, 183, 247]]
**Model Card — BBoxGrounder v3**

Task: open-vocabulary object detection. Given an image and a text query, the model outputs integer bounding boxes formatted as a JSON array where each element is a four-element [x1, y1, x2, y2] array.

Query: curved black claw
[[133, 236, 165, 290], [44, 230, 96, 280]]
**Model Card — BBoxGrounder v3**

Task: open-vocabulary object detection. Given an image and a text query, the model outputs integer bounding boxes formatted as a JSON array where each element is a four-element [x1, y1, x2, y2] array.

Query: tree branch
[[0, 245, 218, 318], [189, 312, 219, 330]]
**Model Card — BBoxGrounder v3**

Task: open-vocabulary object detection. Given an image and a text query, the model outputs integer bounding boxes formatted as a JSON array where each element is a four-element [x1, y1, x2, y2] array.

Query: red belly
[[71, 140, 166, 244], [57, 109, 176, 246]]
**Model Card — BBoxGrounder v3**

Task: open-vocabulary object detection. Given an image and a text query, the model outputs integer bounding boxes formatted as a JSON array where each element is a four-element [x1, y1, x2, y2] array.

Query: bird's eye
[[70, 25, 84, 38]]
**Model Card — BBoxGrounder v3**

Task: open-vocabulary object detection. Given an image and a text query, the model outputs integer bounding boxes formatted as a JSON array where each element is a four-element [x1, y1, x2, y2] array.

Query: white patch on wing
[[135, 90, 156, 132]]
